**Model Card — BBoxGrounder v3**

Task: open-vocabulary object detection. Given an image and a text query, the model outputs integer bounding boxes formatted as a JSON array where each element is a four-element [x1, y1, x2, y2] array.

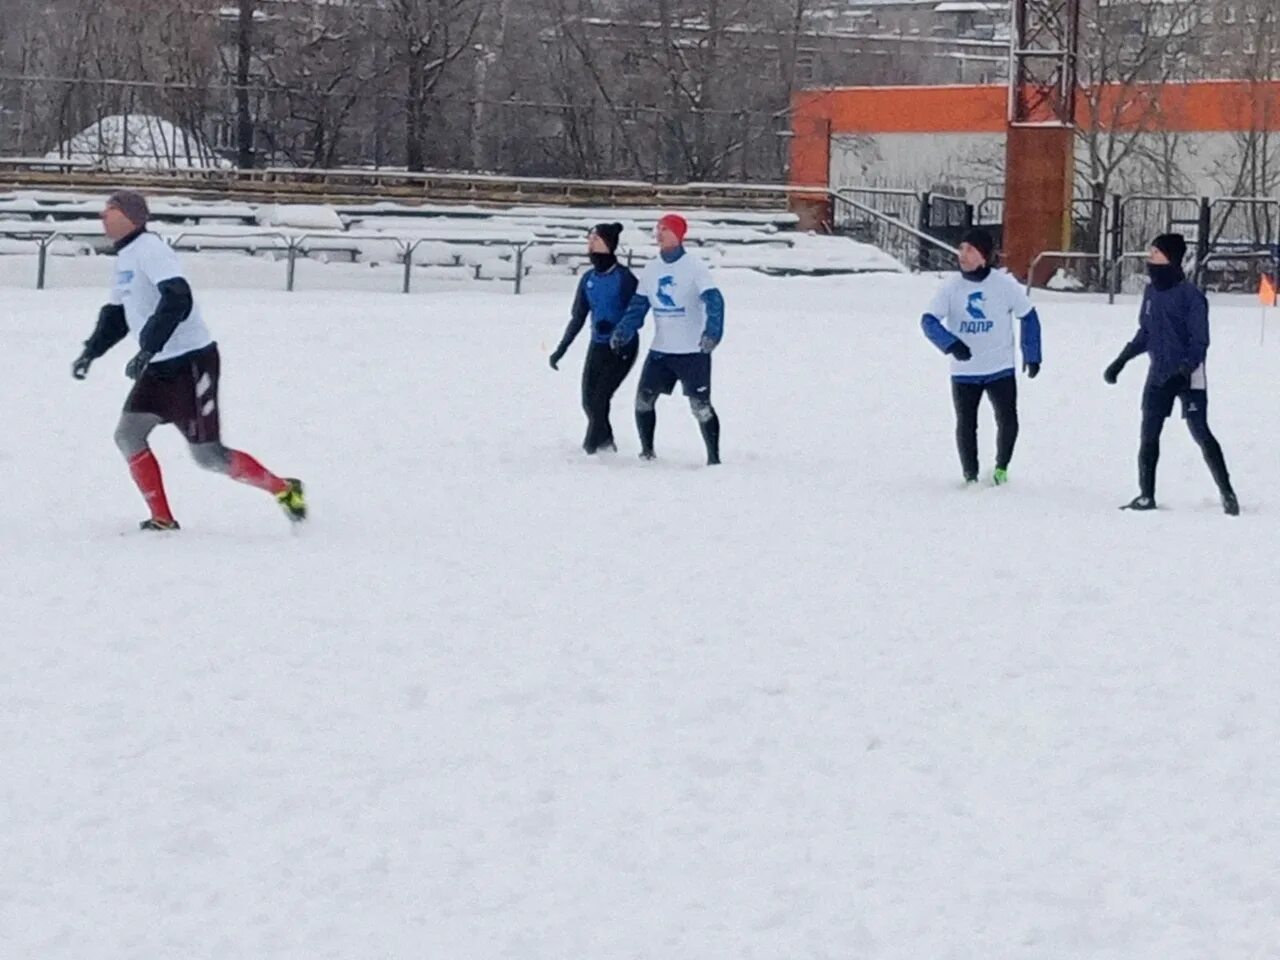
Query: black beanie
[[961, 228, 995, 262], [1152, 233, 1188, 264], [592, 222, 623, 253]]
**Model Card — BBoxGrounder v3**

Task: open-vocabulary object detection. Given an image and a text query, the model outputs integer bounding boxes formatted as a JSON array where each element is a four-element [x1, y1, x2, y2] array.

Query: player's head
[[1149, 233, 1187, 266], [656, 213, 688, 252], [102, 191, 150, 241], [588, 222, 623, 255], [957, 228, 994, 272]]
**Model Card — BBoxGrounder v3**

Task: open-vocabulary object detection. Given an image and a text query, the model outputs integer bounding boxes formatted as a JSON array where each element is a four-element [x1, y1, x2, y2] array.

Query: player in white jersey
[[72, 191, 306, 531], [610, 213, 725, 465], [920, 228, 1043, 486]]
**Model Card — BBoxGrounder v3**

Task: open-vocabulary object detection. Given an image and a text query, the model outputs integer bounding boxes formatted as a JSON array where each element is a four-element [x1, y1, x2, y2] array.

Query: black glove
[[946, 339, 972, 361], [1175, 363, 1192, 382], [549, 346, 565, 371], [609, 330, 632, 353], [72, 353, 92, 380], [125, 350, 153, 380], [1024, 362, 1040, 379], [700, 335, 719, 354], [1104, 358, 1126, 384]]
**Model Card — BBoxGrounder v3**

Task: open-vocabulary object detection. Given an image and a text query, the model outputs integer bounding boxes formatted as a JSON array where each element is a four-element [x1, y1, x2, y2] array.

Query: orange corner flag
[[1261, 273, 1278, 307]]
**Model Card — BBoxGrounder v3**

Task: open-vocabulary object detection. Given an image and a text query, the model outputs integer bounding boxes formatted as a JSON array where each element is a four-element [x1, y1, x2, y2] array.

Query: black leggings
[[1138, 376, 1232, 498], [952, 376, 1018, 479], [581, 340, 637, 451]]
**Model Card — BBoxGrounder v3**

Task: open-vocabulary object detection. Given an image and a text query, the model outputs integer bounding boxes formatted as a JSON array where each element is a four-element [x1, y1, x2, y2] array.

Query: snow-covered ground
[[3, 267, 1280, 959]]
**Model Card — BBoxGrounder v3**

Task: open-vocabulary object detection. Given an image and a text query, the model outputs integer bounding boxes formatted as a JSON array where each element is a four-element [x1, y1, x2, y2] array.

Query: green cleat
[[276, 478, 307, 522], [992, 468, 1009, 486]]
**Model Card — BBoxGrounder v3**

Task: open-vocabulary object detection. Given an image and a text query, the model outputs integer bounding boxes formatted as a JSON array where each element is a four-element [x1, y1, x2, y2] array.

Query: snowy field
[[3, 265, 1280, 959]]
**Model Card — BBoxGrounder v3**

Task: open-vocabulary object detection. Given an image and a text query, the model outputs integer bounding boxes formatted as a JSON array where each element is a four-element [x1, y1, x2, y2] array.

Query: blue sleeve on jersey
[[1020, 308, 1042, 365], [921, 313, 957, 353], [701, 288, 724, 341], [614, 293, 650, 342]]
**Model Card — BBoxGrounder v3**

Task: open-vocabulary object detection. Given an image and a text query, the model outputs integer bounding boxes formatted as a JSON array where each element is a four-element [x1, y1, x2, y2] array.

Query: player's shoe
[[1222, 491, 1240, 516], [1121, 495, 1157, 511], [992, 467, 1009, 486], [276, 478, 307, 522], [639, 449, 656, 461], [139, 518, 180, 532]]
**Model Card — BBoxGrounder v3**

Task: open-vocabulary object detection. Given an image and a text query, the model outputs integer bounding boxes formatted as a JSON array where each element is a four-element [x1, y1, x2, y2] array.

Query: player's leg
[[636, 352, 676, 460], [580, 343, 608, 453], [595, 338, 638, 452], [950, 380, 983, 483], [1127, 380, 1176, 509], [680, 353, 719, 466], [989, 375, 1019, 481], [183, 345, 305, 521], [114, 409, 176, 529], [1181, 390, 1237, 514]]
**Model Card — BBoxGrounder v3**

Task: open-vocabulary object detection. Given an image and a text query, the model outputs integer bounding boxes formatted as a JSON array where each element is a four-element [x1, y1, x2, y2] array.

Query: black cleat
[[1222, 491, 1240, 516], [639, 449, 656, 461], [1121, 495, 1157, 511], [276, 478, 307, 522], [139, 518, 180, 532]]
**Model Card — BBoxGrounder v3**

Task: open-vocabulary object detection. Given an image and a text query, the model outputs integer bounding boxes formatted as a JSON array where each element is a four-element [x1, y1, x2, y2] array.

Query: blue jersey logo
[[959, 291, 994, 334], [656, 275, 677, 308], [115, 270, 135, 284]]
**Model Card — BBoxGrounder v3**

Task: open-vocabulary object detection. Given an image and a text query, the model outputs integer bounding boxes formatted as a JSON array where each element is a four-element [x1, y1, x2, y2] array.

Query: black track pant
[[581, 340, 637, 452], [952, 375, 1018, 479], [1138, 375, 1232, 499]]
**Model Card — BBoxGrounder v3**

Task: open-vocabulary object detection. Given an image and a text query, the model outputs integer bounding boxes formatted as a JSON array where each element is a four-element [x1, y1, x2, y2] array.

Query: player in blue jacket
[[1104, 233, 1238, 515], [610, 213, 725, 465], [921, 228, 1042, 485], [549, 223, 639, 453]]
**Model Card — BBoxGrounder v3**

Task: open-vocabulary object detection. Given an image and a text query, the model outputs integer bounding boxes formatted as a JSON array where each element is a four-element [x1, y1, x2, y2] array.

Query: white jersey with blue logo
[[110, 232, 213, 362], [636, 252, 717, 354], [926, 269, 1036, 379]]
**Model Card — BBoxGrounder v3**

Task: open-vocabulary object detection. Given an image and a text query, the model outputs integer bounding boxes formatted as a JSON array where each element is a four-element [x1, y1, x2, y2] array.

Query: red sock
[[228, 449, 288, 496], [128, 449, 175, 523]]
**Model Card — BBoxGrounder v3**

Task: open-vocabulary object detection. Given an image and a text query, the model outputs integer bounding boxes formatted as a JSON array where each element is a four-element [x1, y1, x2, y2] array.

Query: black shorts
[[1142, 375, 1207, 422], [125, 343, 221, 444], [638, 351, 712, 400]]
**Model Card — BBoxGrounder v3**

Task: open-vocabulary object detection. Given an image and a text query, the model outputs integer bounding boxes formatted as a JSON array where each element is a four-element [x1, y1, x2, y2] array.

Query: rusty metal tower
[[1004, 0, 1082, 281]]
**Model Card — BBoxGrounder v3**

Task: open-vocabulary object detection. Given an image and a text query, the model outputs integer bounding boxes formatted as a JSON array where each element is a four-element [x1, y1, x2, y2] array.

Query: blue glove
[[609, 330, 632, 353]]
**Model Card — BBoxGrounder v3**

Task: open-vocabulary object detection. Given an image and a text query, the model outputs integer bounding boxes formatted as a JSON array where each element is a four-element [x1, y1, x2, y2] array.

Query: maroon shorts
[[125, 343, 221, 444]]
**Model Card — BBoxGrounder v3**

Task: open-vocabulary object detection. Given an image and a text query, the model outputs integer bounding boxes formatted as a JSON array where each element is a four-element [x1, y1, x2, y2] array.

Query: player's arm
[[695, 259, 724, 352], [550, 274, 590, 369], [72, 303, 129, 378], [921, 281, 969, 359], [1011, 279, 1043, 371], [1185, 288, 1210, 371], [611, 274, 651, 349], [1104, 290, 1150, 383], [136, 241, 194, 356]]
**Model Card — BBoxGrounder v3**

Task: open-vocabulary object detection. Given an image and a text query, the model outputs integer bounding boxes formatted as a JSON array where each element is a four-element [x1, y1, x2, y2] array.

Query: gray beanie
[[107, 190, 150, 227]]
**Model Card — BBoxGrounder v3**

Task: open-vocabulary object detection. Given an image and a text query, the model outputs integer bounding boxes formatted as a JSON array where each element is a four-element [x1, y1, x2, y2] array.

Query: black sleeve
[[557, 274, 590, 351], [138, 277, 194, 355], [82, 304, 129, 359]]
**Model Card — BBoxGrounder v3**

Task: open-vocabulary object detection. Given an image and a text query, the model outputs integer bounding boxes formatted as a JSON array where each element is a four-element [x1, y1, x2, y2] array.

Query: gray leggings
[[114, 412, 233, 473]]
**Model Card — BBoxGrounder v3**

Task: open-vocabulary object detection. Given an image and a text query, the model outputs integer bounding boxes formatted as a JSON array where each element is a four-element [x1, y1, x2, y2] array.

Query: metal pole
[[402, 241, 414, 294], [514, 243, 526, 295], [36, 238, 49, 290], [286, 241, 298, 292]]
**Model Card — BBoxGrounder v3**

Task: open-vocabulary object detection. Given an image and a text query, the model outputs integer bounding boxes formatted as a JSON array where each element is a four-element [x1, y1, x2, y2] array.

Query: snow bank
[[44, 115, 227, 171]]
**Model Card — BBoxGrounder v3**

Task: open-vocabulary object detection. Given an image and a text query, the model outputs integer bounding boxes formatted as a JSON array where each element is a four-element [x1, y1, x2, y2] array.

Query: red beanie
[[656, 213, 688, 243]]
